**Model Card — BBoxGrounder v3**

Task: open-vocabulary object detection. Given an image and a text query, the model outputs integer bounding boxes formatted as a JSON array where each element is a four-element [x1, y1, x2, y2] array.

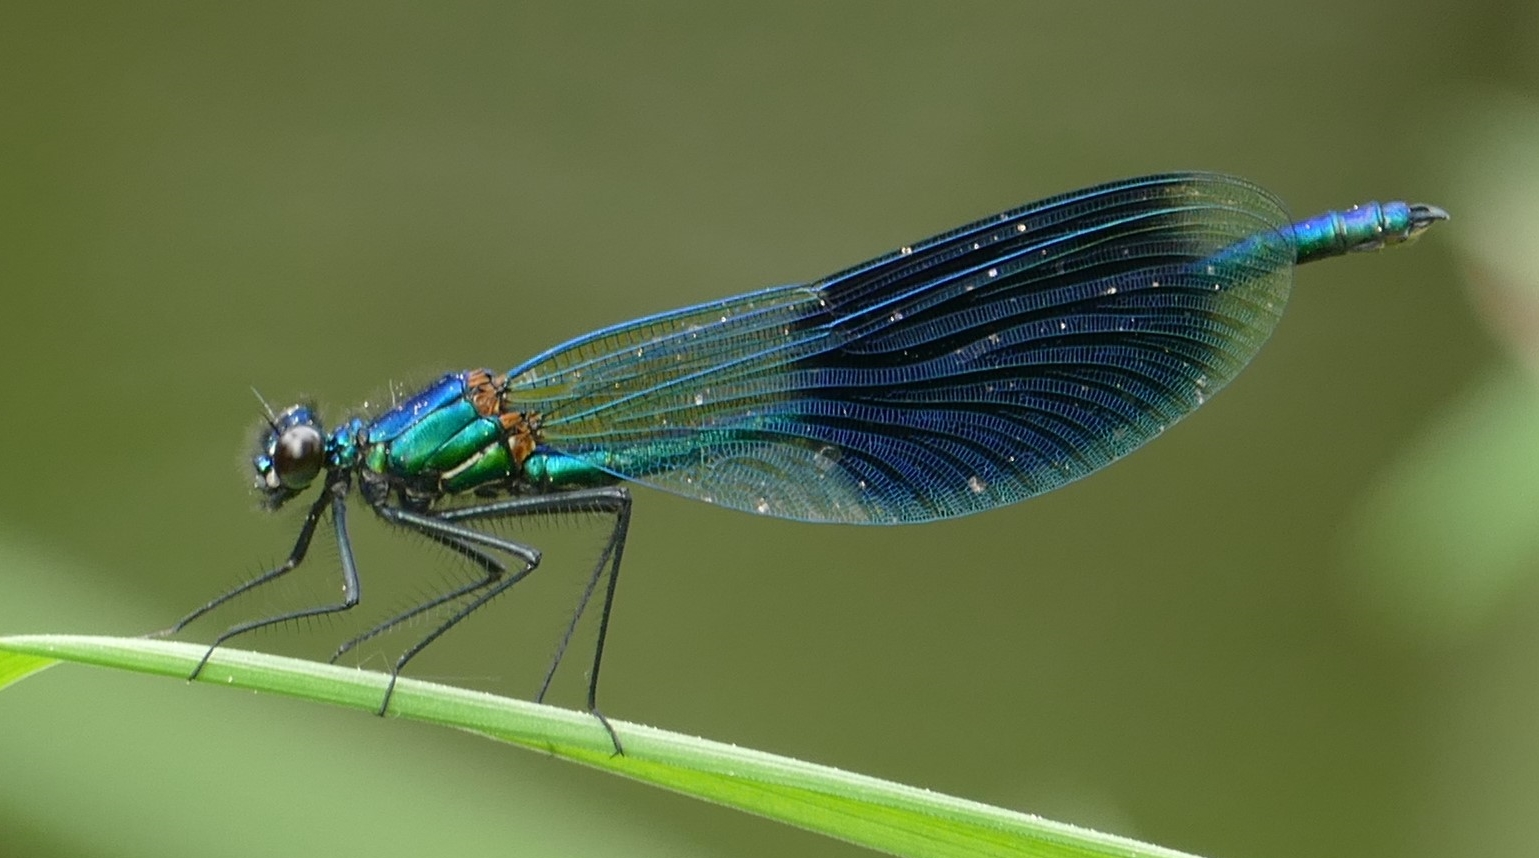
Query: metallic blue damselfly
[[166, 172, 1446, 750]]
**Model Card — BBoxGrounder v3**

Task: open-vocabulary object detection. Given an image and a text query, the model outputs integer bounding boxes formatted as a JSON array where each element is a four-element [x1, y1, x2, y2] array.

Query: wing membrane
[[505, 172, 1294, 523]]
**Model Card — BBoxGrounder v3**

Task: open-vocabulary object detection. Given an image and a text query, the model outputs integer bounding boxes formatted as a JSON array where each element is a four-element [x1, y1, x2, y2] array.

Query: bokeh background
[[3, 3, 1536, 857]]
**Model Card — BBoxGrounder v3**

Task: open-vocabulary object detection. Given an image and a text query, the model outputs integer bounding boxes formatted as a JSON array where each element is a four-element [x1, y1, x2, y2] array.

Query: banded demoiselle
[[165, 172, 1446, 749]]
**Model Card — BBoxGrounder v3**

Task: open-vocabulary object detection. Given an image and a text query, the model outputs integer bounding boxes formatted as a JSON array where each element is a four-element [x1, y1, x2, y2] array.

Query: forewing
[[505, 173, 1294, 523]]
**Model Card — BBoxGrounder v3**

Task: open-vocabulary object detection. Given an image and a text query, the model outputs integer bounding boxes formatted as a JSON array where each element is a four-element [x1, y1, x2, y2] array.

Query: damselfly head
[[254, 404, 325, 508]]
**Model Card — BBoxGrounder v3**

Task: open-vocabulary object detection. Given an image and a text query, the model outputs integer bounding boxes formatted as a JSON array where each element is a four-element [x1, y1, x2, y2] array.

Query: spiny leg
[[425, 530, 506, 578], [327, 533, 507, 664], [191, 486, 362, 680], [438, 487, 632, 752], [529, 492, 630, 703], [367, 504, 542, 714], [151, 484, 334, 644], [370, 556, 534, 718], [538, 490, 630, 755]]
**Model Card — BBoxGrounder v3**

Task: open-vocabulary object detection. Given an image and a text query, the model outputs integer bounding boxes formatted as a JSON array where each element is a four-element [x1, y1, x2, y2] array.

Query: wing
[[504, 172, 1294, 524]]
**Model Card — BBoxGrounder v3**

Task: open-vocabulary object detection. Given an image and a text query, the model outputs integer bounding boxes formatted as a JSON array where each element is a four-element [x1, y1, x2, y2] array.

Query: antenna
[[250, 386, 279, 429]]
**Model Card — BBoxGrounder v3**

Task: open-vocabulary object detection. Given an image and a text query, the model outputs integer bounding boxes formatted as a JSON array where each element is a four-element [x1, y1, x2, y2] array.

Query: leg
[[424, 531, 506, 579], [438, 487, 632, 752], [327, 534, 505, 664], [372, 555, 535, 716], [366, 503, 544, 713], [540, 489, 630, 755], [190, 486, 362, 679], [152, 485, 333, 640], [529, 491, 630, 700]]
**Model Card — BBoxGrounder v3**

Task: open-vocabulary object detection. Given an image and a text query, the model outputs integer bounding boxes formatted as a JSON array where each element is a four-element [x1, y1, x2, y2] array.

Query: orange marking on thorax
[[500, 411, 542, 465], [466, 369, 506, 418]]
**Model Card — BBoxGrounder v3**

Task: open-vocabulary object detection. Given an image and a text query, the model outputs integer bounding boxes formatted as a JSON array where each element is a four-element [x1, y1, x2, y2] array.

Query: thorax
[[346, 370, 537, 507], [342, 369, 614, 509]]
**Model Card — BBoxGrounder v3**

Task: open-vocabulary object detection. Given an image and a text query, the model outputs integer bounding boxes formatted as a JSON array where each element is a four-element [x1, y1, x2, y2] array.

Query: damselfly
[[165, 172, 1446, 749]]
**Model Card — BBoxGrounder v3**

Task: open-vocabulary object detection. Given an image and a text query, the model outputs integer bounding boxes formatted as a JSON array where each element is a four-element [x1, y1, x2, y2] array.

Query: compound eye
[[273, 424, 325, 490]]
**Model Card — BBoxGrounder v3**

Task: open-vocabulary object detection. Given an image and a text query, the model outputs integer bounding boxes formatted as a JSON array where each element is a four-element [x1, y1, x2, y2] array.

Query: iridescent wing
[[504, 173, 1294, 524]]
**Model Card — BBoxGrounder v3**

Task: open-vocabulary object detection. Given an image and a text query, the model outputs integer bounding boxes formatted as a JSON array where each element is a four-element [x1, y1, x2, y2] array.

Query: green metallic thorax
[[354, 370, 615, 507]]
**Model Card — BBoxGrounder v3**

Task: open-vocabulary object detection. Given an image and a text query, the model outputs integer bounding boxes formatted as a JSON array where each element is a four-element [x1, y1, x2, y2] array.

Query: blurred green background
[[3, 2, 1537, 857]]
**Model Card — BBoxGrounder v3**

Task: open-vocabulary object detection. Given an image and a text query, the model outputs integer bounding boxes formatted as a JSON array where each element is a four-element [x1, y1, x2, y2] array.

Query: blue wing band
[[505, 172, 1293, 523]]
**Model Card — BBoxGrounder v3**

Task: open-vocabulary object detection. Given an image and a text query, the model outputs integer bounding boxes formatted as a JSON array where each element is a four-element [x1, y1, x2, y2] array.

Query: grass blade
[[0, 634, 1203, 858]]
